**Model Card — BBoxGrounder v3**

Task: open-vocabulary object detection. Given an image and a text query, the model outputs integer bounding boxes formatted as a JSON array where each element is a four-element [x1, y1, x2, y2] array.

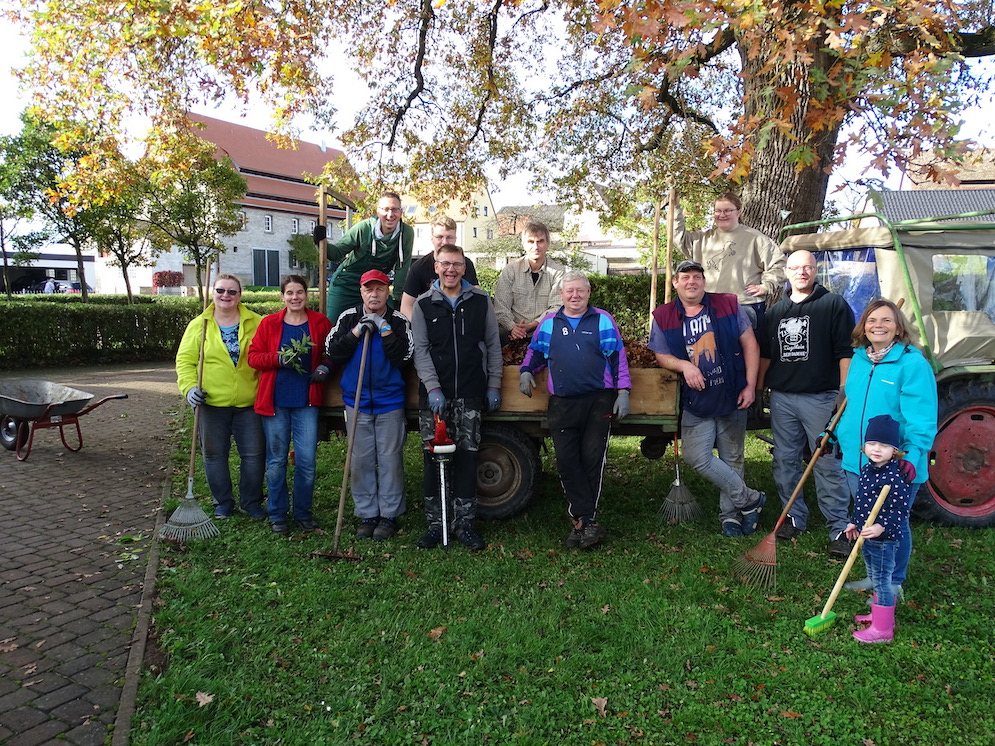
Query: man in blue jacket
[[650, 260, 766, 537], [326, 270, 414, 540]]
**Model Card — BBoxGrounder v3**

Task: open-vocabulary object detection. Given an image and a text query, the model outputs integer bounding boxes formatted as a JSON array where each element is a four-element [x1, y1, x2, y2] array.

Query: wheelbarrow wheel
[[0, 414, 27, 452]]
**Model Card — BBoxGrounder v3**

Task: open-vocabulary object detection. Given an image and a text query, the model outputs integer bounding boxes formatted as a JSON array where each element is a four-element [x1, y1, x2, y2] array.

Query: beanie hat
[[864, 414, 901, 449]]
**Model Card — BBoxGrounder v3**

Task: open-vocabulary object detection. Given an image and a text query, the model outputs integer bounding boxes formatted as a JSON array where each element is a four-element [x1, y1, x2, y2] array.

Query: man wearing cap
[[410, 243, 502, 551], [650, 260, 766, 536], [316, 191, 415, 324], [758, 249, 855, 557], [326, 269, 414, 541], [494, 220, 565, 345]]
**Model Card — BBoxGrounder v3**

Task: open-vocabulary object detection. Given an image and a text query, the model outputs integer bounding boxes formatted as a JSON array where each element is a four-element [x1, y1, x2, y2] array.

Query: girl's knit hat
[[865, 414, 901, 448]]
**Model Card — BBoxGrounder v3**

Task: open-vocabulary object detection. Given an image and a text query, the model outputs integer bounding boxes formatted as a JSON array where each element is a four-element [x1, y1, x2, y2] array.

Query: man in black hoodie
[[758, 249, 855, 557]]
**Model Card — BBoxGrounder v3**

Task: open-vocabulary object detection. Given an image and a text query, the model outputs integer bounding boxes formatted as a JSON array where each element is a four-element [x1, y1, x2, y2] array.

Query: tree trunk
[[737, 37, 842, 239]]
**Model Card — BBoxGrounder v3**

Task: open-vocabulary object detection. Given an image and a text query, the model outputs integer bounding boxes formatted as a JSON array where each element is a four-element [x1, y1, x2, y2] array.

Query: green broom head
[[803, 610, 838, 637], [160, 496, 221, 541]]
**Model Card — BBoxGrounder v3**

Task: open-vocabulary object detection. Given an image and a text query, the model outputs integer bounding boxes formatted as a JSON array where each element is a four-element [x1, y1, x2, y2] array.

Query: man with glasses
[[494, 220, 564, 345], [410, 244, 502, 551], [399, 213, 480, 320], [670, 192, 785, 334], [758, 250, 855, 557], [316, 191, 414, 323]]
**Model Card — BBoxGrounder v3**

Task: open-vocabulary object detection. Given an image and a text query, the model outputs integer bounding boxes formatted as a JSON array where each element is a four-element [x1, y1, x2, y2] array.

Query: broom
[[803, 484, 891, 637], [733, 400, 847, 588], [161, 262, 220, 541], [659, 431, 703, 523]]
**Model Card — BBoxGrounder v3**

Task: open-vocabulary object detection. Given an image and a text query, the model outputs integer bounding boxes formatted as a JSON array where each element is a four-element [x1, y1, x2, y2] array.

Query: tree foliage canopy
[[7, 0, 994, 236]]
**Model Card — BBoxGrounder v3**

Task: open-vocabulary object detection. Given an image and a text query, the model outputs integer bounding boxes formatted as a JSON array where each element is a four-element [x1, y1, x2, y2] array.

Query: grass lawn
[[136, 424, 995, 746]]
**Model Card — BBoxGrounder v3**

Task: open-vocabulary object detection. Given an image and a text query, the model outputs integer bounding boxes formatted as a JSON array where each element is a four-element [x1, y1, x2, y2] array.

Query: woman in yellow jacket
[[176, 274, 265, 519]]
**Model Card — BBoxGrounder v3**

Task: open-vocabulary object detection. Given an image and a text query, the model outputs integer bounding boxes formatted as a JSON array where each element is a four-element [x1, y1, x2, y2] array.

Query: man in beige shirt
[[493, 220, 565, 345]]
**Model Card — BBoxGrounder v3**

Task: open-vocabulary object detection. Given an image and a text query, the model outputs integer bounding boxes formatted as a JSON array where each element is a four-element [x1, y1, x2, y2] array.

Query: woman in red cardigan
[[248, 275, 333, 534]]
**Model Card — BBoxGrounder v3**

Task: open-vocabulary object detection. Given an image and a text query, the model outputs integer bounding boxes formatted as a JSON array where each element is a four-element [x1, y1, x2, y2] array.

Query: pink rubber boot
[[853, 604, 895, 643], [854, 594, 877, 624]]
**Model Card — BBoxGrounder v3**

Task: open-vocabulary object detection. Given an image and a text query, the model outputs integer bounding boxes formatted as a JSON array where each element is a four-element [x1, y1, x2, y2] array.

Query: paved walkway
[[0, 363, 178, 746]]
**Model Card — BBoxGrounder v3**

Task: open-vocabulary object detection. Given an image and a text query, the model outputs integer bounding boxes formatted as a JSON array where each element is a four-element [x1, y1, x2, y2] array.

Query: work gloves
[[309, 364, 330, 383], [428, 389, 446, 416], [313, 224, 327, 244], [361, 313, 391, 333], [519, 372, 536, 397], [613, 389, 630, 420], [898, 459, 916, 484], [487, 388, 502, 413], [186, 387, 206, 408]]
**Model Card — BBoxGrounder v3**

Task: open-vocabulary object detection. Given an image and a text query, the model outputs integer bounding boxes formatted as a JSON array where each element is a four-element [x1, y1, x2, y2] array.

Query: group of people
[[176, 190, 939, 642]]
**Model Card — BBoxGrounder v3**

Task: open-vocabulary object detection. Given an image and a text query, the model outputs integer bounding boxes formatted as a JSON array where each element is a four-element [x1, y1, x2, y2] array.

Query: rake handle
[[816, 484, 891, 620], [333, 328, 371, 554], [771, 397, 847, 533]]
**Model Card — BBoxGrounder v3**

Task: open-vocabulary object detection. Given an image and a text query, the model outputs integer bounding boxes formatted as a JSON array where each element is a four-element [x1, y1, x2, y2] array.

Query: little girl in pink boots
[[844, 415, 915, 643]]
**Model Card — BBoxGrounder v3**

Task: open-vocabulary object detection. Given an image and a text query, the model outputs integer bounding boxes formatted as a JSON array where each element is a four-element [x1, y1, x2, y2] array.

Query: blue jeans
[[344, 408, 407, 519], [845, 470, 914, 585], [198, 405, 265, 515], [681, 409, 760, 525], [770, 390, 850, 538], [861, 539, 899, 606], [261, 406, 319, 523]]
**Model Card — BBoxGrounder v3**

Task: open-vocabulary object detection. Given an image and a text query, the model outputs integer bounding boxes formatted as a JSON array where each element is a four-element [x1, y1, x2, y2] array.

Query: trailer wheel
[[476, 424, 541, 520], [0, 414, 26, 452], [917, 379, 995, 528]]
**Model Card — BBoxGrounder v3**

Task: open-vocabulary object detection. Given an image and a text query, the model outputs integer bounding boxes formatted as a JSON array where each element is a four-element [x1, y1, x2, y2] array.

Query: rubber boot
[[845, 577, 874, 591], [865, 584, 903, 606], [853, 604, 895, 643], [854, 594, 876, 624]]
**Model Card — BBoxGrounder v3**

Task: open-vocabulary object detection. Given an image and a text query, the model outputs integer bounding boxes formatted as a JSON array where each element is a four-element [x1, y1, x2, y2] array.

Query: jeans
[[770, 390, 850, 538], [199, 405, 265, 515], [862, 539, 899, 606], [344, 408, 407, 519], [547, 390, 615, 521], [845, 470, 914, 585], [261, 406, 319, 523], [681, 408, 760, 525]]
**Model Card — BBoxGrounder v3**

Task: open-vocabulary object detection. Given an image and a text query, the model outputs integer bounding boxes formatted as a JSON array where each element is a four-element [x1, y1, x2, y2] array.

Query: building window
[[483, 205, 489, 216], [309, 220, 317, 235], [472, 227, 478, 238], [253, 249, 281, 287], [240, 211, 248, 230], [264, 214, 273, 233], [292, 218, 300, 234], [486, 228, 494, 240]]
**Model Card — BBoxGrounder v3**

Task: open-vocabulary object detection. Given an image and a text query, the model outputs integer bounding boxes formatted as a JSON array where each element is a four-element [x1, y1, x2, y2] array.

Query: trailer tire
[[0, 414, 26, 452], [916, 379, 995, 528], [476, 424, 541, 520]]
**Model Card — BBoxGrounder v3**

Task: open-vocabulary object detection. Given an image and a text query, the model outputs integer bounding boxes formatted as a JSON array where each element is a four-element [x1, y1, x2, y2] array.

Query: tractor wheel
[[475, 424, 541, 520], [917, 379, 995, 528]]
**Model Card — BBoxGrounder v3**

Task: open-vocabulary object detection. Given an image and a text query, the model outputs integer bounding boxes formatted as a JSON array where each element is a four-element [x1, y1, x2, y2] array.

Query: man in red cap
[[326, 269, 414, 540]]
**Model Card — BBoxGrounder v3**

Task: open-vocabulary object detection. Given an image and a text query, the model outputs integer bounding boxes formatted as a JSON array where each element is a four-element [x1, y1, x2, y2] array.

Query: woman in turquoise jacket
[[837, 299, 938, 595], [176, 274, 264, 520]]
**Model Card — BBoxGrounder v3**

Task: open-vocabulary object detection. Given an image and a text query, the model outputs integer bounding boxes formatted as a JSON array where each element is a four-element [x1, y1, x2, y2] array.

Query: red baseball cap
[[360, 269, 390, 286]]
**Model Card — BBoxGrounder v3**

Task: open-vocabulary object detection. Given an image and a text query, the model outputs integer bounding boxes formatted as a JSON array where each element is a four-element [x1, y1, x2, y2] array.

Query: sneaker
[[776, 520, 802, 542], [578, 519, 606, 549], [740, 493, 767, 536], [296, 518, 320, 533], [271, 521, 289, 535], [456, 526, 486, 551], [828, 535, 854, 558], [238, 506, 266, 520], [566, 523, 583, 548], [356, 517, 380, 539], [722, 519, 744, 537], [214, 509, 232, 520], [417, 525, 443, 549], [372, 517, 397, 541]]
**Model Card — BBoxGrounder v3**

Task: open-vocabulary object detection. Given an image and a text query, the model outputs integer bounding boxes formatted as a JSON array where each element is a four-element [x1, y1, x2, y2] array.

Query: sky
[[2, 22, 991, 215]]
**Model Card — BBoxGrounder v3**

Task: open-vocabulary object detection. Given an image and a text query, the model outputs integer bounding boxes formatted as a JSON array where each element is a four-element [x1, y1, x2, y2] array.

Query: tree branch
[[387, 0, 435, 149], [957, 28, 995, 58], [468, 0, 505, 143]]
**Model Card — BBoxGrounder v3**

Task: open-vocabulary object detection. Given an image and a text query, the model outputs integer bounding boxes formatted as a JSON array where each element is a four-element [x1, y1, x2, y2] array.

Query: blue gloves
[[519, 372, 536, 397], [428, 389, 446, 416], [613, 389, 630, 420], [309, 364, 330, 383], [487, 387, 502, 413], [186, 387, 206, 408]]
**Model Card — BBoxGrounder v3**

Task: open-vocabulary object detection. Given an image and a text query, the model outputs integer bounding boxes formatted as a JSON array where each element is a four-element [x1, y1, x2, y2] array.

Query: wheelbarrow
[[0, 380, 128, 461]]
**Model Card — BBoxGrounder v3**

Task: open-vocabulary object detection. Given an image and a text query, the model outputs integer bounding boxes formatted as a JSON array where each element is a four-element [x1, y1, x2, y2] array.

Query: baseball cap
[[674, 260, 705, 274], [360, 269, 390, 286]]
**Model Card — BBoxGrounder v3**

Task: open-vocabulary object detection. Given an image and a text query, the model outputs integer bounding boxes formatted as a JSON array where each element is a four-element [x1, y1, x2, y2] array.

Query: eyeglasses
[[786, 266, 816, 273], [714, 209, 737, 216], [436, 261, 465, 269], [214, 287, 240, 296]]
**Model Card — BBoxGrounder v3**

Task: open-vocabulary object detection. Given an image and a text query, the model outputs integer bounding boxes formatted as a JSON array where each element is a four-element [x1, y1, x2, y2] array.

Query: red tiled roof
[[186, 113, 355, 217]]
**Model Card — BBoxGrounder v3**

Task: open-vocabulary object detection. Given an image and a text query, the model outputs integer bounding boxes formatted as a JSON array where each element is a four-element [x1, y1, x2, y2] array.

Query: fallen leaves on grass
[[196, 692, 214, 707], [429, 626, 447, 641], [592, 696, 608, 717]]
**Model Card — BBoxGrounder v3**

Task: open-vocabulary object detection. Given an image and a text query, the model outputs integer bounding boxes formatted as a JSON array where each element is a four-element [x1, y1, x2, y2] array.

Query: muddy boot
[[853, 604, 895, 644]]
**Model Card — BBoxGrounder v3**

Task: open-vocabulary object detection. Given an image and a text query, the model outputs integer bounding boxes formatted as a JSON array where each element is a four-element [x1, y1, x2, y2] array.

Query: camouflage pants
[[419, 400, 482, 530]]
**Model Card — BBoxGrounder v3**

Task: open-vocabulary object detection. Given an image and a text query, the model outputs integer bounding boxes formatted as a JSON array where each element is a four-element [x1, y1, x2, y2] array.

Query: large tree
[[7, 0, 994, 238]]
